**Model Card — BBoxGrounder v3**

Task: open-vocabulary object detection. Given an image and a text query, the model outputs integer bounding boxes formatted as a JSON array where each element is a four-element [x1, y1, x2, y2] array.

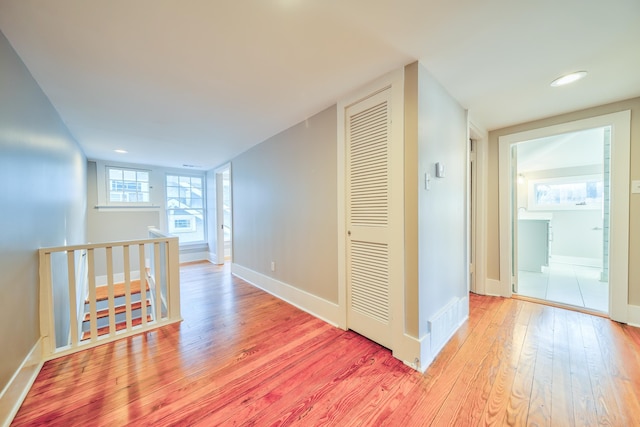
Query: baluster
[[66, 250, 78, 348], [106, 246, 116, 337], [123, 245, 132, 330], [139, 243, 147, 327], [87, 248, 97, 342], [154, 242, 162, 322]]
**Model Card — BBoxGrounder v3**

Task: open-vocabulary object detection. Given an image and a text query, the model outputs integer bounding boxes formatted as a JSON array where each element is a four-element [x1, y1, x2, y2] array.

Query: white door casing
[[215, 163, 231, 265], [345, 89, 394, 348], [498, 111, 630, 322], [337, 69, 405, 352]]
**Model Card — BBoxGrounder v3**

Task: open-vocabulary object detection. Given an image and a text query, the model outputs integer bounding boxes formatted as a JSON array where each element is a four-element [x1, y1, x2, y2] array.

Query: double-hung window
[[107, 167, 150, 204], [166, 174, 206, 244]]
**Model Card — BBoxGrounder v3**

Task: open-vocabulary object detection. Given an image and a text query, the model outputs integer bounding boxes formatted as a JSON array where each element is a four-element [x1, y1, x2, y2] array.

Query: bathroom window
[[528, 175, 603, 210]]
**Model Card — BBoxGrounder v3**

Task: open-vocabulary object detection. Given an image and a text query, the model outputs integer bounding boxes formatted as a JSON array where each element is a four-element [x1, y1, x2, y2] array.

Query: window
[[107, 167, 150, 203], [173, 219, 193, 230], [166, 174, 205, 244], [528, 175, 603, 210]]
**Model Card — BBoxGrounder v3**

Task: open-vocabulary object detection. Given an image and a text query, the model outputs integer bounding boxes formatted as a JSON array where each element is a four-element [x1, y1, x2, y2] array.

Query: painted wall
[[87, 160, 164, 243], [0, 31, 86, 391], [86, 160, 210, 274], [415, 64, 469, 337], [487, 97, 640, 305], [86, 160, 161, 277], [549, 210, 602, 261], [232, 105, 338, 303]]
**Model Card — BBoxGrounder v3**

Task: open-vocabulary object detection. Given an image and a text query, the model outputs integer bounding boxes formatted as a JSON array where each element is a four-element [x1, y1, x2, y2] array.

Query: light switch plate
[[632, 180, 640, 194]]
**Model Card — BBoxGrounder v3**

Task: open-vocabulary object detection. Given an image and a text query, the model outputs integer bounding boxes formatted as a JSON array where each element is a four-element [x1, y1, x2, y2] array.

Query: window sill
[[94, 205, 161, 212], [179, 242, 209, 252]]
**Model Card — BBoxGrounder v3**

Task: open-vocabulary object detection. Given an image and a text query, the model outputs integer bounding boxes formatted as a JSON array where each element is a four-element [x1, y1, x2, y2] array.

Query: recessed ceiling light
[[550, 71, 588, 87], [114, 149, 128, 154]]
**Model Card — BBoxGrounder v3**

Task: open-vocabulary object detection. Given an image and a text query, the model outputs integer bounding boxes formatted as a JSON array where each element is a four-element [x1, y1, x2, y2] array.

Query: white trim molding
[[207, 251, 218, 264], [498, 111, 630, 323], [0, 339, 44, 427], [398, 296, 469, 373], [179, 251, 209, 264], [231, 263, 340, 327], [468, 119, 489, 295], [336, 66, 406, 353], [628, 305, 640, 328], [483, 279, 506, 297]]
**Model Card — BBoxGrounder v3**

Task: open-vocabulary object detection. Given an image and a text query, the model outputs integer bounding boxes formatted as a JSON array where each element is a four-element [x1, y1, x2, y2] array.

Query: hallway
[[12, 262, 640, 425]]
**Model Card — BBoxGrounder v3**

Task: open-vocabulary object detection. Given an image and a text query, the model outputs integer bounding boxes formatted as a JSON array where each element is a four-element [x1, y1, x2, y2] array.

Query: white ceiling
[[517, 127, 605, 173], [1, 0, 639, 170]]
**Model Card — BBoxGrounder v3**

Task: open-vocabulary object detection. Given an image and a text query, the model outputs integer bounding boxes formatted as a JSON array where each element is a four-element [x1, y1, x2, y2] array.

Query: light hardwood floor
[[12, 261, 640, 426]]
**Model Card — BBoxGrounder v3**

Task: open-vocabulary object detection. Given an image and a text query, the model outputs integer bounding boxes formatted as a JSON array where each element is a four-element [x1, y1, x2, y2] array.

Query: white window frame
[[166, 173, 207, 246], [527, 174, 603, 211], [105, 166, 151, 205], [169, 216, 197, 233]]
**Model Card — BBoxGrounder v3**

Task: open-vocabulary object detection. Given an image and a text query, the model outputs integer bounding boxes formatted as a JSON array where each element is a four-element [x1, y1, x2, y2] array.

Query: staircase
[[39, 229, 181, 360], [81, 279, 153, 341]]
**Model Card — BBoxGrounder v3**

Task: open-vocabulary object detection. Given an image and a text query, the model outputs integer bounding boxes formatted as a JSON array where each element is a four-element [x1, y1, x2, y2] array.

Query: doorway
[[336, 69, 405, 353], [215, 164, 232, 264], [498, 111, 630, 322], [468, 121, 488, 296], [511, 127, 609, 312], [469, 138, 477, 294]]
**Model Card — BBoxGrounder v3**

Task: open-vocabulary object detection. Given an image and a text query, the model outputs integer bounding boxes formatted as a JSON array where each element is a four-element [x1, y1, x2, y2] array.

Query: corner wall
[[231, 105, 339, 308], [416, 63, 469, 363], [0, 30, 86, 418]]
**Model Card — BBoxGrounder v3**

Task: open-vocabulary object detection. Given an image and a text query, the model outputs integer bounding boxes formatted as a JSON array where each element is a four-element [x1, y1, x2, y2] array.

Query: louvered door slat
[[345, 87, 393, 349], [349, 99, 388, 228]]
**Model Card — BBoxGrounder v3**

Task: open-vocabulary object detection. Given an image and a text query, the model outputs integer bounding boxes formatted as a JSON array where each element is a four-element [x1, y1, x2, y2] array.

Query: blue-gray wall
[[0, 30, 86, 391], [417, 64, 468, 337], [232, 105, 338, 303]]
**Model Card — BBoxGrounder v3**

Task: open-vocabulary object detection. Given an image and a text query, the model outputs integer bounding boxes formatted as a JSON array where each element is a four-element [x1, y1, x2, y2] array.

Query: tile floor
[[517, 262, 609, 313]]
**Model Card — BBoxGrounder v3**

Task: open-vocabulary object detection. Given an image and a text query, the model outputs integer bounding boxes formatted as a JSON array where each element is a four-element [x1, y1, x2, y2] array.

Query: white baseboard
[[231, 263, 340, 327], [397, 296, 469, 373], [207, 252, 221, 265], [485, 278, 504, 297], [428, 296, 469, 360], [0, 339, 44, 427], [551, 255, 602, 268], [394, 333, 424, 372], [628, 304, 640, 328], [179, 251, 209, 264]]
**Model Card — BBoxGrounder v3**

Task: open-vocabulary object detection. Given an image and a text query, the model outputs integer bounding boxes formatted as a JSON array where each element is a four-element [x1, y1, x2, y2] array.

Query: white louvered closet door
[[346, 88, 393, 349]]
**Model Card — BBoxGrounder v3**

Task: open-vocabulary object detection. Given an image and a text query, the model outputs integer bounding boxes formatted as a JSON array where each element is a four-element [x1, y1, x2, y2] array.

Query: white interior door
[[346, 88, 394, 349], [215, 164, 231, 264], [215, 170, 224, 264]]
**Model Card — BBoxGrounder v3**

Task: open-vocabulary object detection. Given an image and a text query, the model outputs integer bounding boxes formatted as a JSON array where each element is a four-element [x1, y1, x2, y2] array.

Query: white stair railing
[[38, 231, 181, 360]]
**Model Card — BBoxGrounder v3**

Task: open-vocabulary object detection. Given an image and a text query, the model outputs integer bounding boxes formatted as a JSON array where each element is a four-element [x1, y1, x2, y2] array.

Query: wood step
[[83, 300, 152, 322], [85, 279, 149, 304], [81, 315, 152, 341]]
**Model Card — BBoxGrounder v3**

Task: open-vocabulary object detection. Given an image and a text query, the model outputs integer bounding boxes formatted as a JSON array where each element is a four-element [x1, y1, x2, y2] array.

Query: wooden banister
[[38, 231, 182, 361]]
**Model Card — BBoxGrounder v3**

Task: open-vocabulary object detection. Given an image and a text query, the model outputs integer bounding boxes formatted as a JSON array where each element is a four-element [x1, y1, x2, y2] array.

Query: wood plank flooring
[[12, 261, 640, 426]]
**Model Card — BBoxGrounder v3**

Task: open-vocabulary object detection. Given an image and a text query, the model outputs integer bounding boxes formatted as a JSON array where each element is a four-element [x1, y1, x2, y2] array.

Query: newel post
[[167, 236, 181, 321], [38, 249, 54, 359]]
